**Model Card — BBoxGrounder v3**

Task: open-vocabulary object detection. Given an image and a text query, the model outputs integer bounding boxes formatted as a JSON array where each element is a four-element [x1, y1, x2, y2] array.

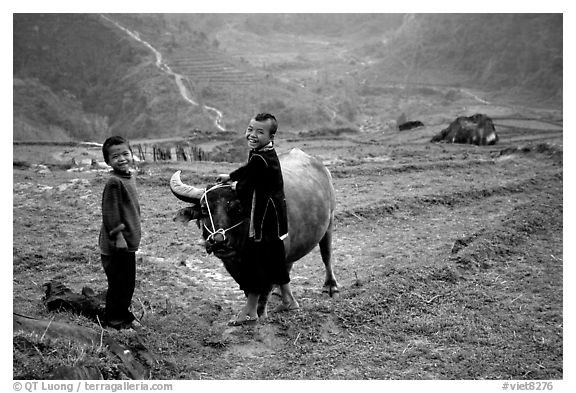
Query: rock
[[431, 113, 499, 145], [398, 120, 424, 131], [42, 281, 106, 321]]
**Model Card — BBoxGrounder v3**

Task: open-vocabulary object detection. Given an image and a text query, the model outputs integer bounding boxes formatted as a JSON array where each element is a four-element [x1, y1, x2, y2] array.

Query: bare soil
[[12, 94, 563, 380]]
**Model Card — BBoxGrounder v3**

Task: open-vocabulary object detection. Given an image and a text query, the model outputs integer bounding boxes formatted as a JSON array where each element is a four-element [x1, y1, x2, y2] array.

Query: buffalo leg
[[319, 218, 338, 296]]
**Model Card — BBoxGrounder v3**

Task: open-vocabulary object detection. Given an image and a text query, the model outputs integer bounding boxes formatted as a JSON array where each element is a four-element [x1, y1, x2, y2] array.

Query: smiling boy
[[217, 113, 299, 326], [99, 136, 141, 329]]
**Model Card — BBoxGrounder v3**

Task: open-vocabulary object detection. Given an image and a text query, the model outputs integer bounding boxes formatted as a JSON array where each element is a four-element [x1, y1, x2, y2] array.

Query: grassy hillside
[[13, 14, 562, 143], [359, 14, 562, 101], [13, 14, 217, 142], [13, 14, 355, 143], [110, 14, 357, 133]]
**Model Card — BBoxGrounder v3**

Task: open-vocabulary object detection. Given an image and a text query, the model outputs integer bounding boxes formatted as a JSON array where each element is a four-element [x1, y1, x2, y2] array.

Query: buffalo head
[[170, 170, 249, 259]]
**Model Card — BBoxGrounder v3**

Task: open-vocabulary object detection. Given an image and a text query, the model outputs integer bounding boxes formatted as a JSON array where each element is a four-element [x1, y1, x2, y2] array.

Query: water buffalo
[[431, 113, 498, 145], [170, 148, 339, 314]]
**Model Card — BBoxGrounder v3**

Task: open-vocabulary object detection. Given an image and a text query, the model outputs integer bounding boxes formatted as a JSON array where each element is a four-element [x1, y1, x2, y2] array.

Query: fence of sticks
[[132, 141, 208, 162]]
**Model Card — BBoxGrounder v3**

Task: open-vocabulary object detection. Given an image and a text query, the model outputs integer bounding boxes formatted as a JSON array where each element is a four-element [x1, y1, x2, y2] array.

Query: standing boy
[[99, 136, 141, 329], [218, 113, 299, 326]]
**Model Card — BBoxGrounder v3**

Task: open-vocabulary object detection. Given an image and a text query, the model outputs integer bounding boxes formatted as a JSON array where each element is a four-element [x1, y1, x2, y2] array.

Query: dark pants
[[101, 252, 136, 328], [238, 237, 290, 295]]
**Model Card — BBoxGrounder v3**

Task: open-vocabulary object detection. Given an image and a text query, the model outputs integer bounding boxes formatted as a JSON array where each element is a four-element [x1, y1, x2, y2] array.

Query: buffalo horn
[[170, 170, 204, 203]]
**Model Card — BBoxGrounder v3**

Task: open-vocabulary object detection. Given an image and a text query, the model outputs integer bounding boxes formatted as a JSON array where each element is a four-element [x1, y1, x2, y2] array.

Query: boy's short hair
[[102, 136, 131, 164], [254, 113, 278, 135]]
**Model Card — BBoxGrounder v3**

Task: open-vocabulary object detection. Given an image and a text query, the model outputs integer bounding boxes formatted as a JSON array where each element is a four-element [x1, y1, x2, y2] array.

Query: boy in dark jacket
[[218, 113, 299, 325], [99, 136, 141, 329]]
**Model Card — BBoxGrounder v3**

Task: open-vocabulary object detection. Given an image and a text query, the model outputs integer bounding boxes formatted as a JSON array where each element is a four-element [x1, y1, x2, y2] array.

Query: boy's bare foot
[[227, 313, 258, 326], [228, 293, 259, 325]]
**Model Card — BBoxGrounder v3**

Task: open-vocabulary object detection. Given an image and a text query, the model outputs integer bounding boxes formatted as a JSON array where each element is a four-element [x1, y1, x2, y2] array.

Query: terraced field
[[167, 48, 264, 88]]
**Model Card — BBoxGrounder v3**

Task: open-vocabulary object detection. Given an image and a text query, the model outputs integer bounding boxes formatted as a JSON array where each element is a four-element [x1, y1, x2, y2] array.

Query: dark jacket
[[99, 170, 141, 255], [230, 144, 288, 242]]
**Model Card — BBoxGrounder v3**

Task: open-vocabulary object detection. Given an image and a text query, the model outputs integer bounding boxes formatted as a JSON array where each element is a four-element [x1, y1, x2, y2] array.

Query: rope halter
[[201, 183, 245, 243]]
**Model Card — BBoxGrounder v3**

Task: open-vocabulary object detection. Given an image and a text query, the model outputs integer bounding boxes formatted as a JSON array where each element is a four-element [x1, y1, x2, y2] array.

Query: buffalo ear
[[173, 206, 202, 225]]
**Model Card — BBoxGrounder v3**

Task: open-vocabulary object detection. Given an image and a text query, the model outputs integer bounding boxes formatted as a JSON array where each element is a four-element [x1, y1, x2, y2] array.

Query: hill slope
[[13, 14, 562, 142], [13, 14, 354, 142], [13, 14, 231, 142], [360, 14, 563, 100]]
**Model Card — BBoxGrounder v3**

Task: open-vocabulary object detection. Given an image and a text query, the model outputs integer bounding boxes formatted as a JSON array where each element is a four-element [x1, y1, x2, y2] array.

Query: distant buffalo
[[431, 114, 498, 145], [398, 120, 424, 131]]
